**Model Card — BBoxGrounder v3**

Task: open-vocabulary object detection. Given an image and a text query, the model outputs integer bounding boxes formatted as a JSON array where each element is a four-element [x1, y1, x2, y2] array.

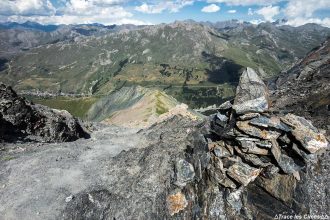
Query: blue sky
[[0, 0, 329, 27]]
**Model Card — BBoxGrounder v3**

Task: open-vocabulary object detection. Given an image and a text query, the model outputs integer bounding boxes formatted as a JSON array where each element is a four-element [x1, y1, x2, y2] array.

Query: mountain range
[[0, 20, 329, 111]]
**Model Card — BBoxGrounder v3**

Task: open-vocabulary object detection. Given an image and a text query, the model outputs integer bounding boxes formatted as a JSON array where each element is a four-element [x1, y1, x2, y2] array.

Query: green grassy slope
[[2, 21, 329, 109]]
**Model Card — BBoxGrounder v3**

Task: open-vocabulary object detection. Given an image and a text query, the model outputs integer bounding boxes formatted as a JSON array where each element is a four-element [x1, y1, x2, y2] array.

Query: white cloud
[[250, 19, 264, 25], [2, 13, 152, 25], [286, 17, 330, 28], [206, 0, 281, 6], [201, 4, 220, 13], [284, 0, 330, 18], [92, 0, 128, 5], [1, 0, 330, 28], [135, 0, 194, 14], [0, 0, 56, 16], [1, 0, 148, 25], [256, 5, 280, 21], [280, 0, 330, 28], [135, 3, 165, 14]]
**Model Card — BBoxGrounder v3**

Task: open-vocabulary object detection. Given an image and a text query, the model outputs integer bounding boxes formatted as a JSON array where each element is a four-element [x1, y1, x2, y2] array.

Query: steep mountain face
[[0, 22, 142, 60], [271, 37, 330, 136], [0, 21, 329, 108]]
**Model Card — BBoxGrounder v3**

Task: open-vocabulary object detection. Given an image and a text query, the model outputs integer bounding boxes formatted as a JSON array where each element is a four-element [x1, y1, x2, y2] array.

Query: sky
[[0, 0, 329, 27]]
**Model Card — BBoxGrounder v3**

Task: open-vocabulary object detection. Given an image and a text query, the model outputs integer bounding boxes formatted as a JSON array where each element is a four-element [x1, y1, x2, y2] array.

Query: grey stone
[[0, 115, 213, 219], [238, 113, 260, 120], [292, 143, 317, 163], [233, 96, 269, 115], [209, 157, 237, 189], [236, 137, 261, 142], [278, 134, 291, 144], [249, 116, 291, 132], [232, 67, 269, 114], [218, 100, 232, 110], [227, 161, 261, 186], [255, 140, 272, 149], [262, 165, 280, 178], [0, 83, 89, 143], [281, 114, 329, 153], [236, 120, 281, 140], [270, 139, 301, 174], [238, 140, 269, 155], [214, 145, 231, 158], [235, 147, 271, 167], [216, 113, 228, 121], [65, 195, 74, 203], [175, 159, 195, 187], [209, 188, 228, 219], [215, 113, 228, 127], [226, 187, 244, 213]]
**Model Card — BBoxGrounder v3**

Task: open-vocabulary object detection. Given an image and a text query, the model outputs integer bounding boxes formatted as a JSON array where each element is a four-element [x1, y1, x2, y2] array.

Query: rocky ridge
[[87, 86, 202, 128], [0, 83, 89, 142]]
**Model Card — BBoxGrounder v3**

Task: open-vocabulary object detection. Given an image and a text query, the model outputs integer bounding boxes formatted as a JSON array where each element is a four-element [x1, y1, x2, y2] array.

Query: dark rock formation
[[0, 83, 89, 142]]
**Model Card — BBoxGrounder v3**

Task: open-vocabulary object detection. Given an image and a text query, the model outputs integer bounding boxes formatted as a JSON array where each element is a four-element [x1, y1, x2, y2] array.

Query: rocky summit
[[0, 62, 329, 219]]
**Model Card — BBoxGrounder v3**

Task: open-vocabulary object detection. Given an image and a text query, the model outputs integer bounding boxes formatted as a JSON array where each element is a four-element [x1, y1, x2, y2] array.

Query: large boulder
[[233, 67, 269, 114], [0, 83, 89, 142]]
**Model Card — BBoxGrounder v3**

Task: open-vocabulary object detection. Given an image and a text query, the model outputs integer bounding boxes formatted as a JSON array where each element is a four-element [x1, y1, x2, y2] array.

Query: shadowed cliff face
[[202, 51, 242, 85]]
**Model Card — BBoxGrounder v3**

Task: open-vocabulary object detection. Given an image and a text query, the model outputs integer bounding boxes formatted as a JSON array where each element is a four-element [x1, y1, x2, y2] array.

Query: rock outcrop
[[0, 83, 89, 142]]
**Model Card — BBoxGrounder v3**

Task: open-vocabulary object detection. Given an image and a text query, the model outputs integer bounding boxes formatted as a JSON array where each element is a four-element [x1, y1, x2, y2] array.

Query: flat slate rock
[[249, 116, 290, 132], [218, 100, 232, 110], [281, 114, 328, 153], [227, 161, 261, 186], [238, 140, 269, 155], [236, 121, 281, 140]]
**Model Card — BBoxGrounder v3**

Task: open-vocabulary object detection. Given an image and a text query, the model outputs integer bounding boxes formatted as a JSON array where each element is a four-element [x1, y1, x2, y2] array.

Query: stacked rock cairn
[[206, 67, 329, 190]]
